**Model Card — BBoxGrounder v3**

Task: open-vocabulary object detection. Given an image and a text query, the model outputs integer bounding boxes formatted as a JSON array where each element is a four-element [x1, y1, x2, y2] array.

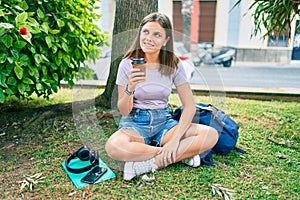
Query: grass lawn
[[0, 87, 299, 199]]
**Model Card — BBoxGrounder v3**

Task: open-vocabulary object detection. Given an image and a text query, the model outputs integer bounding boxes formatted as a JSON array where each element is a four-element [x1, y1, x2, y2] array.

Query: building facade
[[173, 0, 300, 63], [98, 0, 299, 63]]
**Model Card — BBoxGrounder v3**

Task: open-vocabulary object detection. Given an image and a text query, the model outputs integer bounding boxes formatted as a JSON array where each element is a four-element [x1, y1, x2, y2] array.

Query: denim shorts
[[118, 108, 178, 146]]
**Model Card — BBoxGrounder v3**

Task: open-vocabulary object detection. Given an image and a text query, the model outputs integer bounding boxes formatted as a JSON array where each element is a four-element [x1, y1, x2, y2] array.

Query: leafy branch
[[233, 0, 300, 38]]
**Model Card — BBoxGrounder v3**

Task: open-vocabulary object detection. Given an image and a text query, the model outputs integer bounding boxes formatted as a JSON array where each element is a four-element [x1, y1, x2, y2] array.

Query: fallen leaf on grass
[[18, 173, 46, 191], [136, 174, 155, 189], [99, 111, 114, 120], [6, 143, 14, 149], [266, 137, 286, 145], [212, 184, 235, 200], [275, 153, 287, 159], [12, 122, 18, 128], [68, 191, 77, 197]]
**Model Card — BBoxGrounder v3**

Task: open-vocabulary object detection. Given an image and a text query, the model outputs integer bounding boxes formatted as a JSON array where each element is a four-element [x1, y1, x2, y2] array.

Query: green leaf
[[0, 53, 7, 63], [52, 73, 58, 81], [62, 54, 70, 65], [19, 54, 30, 66], [58, 50, 63, 59], [22, 77, 34, 84], [14, 41, 27, 49], [0, 73, 8, 88], [41, 22, 49, 33], [37, 9, 45, 19], [14, 5, 24, 12], [5, 87, 16, 95], [10, 48, 19, 59], [28, 46, 36, 54], [41, 54, 49, 62], [0, 89, 4, 103], [42, 65, 47, 74], [75, 48, 81, 59], [15, 12, 28, 25], [7, 57, 14, 64], [52, 84, 58, 93], [0, 23, 14, 29], [51, 45, 58, 54], [24, 83, 31, 92], [28, 17, 39, 27], [18, 83, 26, 94], [2, 34, 13, 48], [62, 42, 69, 52], [50, 63, 58, 70], [14, 66, 24, 80], [29, 66, 39, 79], [36, 83, 43, 91], [49, 29, 60, 34], [0, 28, 6, 37], [54, 56, 61, 66], [45, 36, 52, 48], [19, 1, 29, 10], [68, 79, 74, 87], [57, 19, 65, 27], [7, 77, 17, 85], [67, 22, 75, 32], [34, 54, 43, 64]]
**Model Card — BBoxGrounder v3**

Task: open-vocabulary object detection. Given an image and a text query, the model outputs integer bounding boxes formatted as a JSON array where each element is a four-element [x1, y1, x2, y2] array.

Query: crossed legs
[[105, 123, 218, 168]]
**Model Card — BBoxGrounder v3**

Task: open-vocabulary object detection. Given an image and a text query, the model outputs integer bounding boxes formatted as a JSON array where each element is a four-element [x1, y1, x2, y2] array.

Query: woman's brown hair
[[123, 12, 179, 75]]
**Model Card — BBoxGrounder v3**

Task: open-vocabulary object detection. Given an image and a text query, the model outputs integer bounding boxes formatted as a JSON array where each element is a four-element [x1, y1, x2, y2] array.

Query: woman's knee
[[105, 133, 123, 159], [193, 124, 219, 145], [208, 126, 219, 145]]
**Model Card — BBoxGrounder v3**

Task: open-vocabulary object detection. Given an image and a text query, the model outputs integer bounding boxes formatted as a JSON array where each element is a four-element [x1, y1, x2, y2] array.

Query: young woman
[[105, 12, 218, 180]]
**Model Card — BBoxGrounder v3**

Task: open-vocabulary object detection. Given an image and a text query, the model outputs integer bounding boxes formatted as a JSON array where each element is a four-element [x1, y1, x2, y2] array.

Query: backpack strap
[[234, 147, 246, 154], [200, 151, 214, 166], [200, 148, 246, 167]]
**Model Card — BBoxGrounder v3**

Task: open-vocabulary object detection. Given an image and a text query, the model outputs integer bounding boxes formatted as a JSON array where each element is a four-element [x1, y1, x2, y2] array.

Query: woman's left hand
[[160, 139, 180, 166]]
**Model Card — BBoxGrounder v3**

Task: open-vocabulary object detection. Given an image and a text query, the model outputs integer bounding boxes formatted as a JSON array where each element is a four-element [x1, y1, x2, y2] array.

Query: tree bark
[[96, 0, 158, 108]]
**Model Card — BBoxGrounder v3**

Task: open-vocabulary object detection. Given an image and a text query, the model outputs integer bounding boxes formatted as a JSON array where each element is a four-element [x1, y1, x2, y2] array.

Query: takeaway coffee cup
[[132, 58, 147, 77]]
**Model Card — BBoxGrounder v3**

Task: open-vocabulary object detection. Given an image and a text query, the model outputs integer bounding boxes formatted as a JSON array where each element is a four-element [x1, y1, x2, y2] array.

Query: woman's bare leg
[[105, 128, 162, 162], [155, 123, 218, 167]]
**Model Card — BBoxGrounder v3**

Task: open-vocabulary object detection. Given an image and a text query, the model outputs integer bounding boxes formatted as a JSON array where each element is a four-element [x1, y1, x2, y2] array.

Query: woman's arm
[[117, 68, 146, 116], [159, 82, 196, 165], [117, 85, 134, 116], [172, 82, 196, 142]]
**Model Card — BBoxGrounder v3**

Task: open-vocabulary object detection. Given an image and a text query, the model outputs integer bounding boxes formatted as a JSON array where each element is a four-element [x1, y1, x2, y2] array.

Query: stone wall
[[236, 48, 293, 63]]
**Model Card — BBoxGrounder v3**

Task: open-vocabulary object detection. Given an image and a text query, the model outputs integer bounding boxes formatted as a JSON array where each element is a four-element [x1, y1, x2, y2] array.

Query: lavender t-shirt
[[116, 58, 188, 109]]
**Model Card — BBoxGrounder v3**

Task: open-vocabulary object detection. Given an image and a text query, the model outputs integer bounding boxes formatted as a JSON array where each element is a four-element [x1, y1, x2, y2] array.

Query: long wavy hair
[[123, 12, 179, 75]]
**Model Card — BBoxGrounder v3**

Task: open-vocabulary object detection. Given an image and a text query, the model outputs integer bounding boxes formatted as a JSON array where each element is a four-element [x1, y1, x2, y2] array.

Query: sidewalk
[[233, 60, 300, 68]]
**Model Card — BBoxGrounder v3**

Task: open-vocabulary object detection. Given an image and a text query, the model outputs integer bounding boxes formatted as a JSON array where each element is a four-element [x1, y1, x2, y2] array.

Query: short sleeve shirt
[[116, 58, 188, 109]]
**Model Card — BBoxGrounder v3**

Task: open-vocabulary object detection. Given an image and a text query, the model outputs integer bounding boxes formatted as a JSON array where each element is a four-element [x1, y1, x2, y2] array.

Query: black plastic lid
[[132, 58, 146, 64]]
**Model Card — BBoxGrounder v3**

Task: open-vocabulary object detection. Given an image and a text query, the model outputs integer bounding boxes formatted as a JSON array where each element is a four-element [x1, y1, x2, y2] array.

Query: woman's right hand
[[127, 68, 146, 92]]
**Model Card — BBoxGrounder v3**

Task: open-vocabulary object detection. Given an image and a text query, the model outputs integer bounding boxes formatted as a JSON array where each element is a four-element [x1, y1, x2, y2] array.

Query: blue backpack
[[172, 103, 245, 166]]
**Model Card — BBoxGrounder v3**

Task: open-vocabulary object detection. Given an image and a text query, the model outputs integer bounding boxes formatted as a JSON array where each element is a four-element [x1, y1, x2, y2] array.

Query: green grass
[[0, 88, 299, 199]]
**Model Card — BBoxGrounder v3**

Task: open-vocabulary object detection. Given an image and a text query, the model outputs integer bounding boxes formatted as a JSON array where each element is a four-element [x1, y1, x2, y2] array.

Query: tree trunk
[[96, 0, 158, 108]]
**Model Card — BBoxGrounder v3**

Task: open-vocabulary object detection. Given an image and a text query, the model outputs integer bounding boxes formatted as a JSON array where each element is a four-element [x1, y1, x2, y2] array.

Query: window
[[267, 27, 290, 47]]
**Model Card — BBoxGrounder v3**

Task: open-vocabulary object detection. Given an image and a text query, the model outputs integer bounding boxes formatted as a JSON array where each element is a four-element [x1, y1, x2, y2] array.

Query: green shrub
[[0, 0, 109, 103]]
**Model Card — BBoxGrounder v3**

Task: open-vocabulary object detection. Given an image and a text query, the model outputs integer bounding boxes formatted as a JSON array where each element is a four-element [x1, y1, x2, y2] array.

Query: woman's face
[[140, 21, 169, 55]]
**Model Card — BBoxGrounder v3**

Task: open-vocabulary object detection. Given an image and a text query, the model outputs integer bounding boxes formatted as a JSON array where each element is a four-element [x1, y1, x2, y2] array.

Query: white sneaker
[[123, 158, 158, 181], [182, 155, 201, 167]]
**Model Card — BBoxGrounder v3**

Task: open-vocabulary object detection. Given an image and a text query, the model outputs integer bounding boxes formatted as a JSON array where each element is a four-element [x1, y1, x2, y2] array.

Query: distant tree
[[96, 0, 158, 108], [234, 0, 300, 38], [181, 0, 193, 51]]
